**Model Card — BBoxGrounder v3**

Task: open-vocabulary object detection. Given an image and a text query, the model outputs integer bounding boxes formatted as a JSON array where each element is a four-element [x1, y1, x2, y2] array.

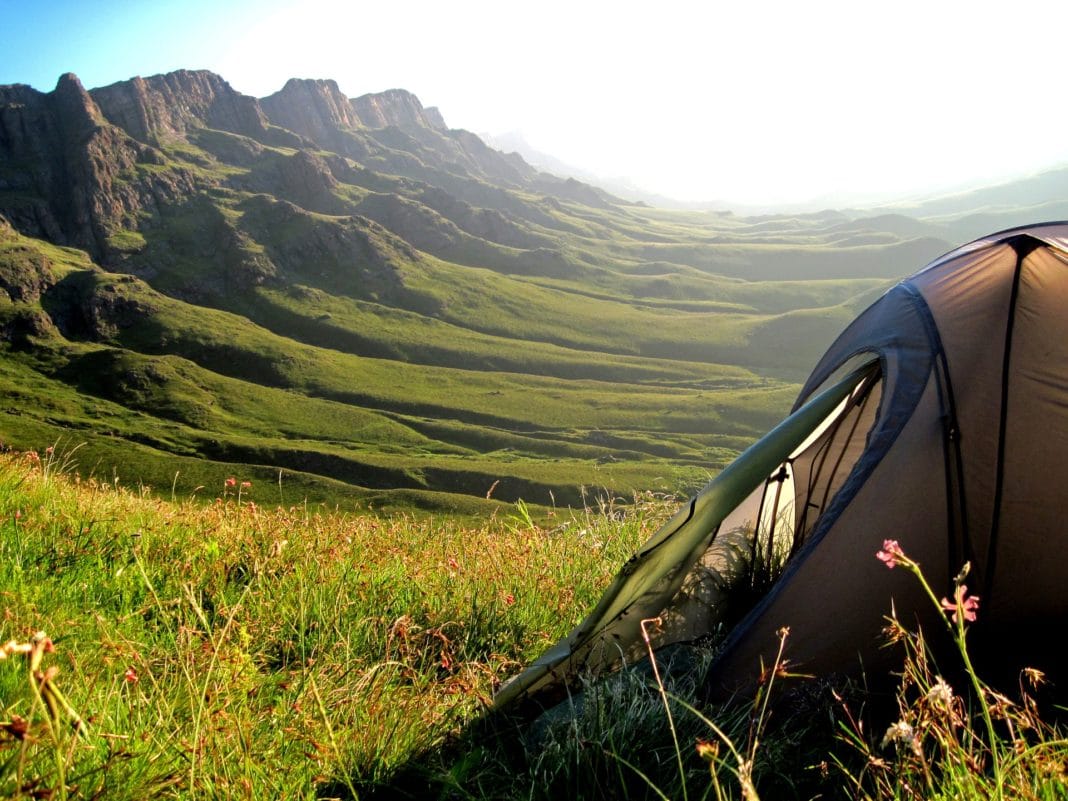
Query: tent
[[496, 222, 1068, 711]]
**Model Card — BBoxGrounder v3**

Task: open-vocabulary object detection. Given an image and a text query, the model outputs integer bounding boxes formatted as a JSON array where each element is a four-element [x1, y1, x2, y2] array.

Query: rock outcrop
[[90, 70, 269, 145], [351, 88, 444, 131], [273, 149, 344, 215], [0, 73, 197, 260], [260, 78, 365, 145]]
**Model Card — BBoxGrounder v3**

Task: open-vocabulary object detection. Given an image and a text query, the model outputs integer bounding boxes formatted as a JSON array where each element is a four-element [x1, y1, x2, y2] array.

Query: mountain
[[0, 68, 1056, 512], [480, 130, 677, 207]]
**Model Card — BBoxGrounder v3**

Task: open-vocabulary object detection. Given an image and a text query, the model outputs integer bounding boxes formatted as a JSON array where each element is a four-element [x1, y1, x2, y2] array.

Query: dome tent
[[496, 222, 1068, 711]]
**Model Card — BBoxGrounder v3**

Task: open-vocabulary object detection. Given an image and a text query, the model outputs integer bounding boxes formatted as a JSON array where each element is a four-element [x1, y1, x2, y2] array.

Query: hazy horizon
[[4, 0, 1068, 207]]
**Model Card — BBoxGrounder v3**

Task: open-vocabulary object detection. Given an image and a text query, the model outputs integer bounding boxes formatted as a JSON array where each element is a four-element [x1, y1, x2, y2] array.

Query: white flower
[[881, 720, 920, 754], [926, 677, 954, 707]]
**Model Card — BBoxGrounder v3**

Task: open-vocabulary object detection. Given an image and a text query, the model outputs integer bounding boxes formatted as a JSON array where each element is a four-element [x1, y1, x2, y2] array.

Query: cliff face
[[90, 69, 269, 145], [351, 88, 444, 131], [0, 67, 617, 270], [260, 78, 365, 145], [0, 73, 197, 258], [260, 79, 447, 141]]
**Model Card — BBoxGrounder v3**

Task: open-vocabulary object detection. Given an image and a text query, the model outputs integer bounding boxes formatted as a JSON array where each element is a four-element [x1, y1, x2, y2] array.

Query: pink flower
[[240, 481, 251, 488], [123, 667, 139, 684], [225, 477, 237, 487], [941, 586, 979, 623], [504, 593, 515, 605], [876, 539, 905, 569]]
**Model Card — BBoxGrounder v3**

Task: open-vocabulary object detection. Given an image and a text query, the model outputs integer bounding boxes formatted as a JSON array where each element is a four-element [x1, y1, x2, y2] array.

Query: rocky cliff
[[351, 88, 445, 131], [91, 69, 269, 145], [0, 68, 621, 273], [260, 78, 364, 145], [0, 73, 197, 259]]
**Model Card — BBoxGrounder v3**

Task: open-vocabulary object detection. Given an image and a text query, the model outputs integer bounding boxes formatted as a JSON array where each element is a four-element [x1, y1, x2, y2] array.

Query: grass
[[833, 543, 1068, 800], [1, 123, 931, 512], [4, 216, 814, 511], [104, 231, 147, 254], [0, 449, 1064, 800], [0, 447, 661, 797]]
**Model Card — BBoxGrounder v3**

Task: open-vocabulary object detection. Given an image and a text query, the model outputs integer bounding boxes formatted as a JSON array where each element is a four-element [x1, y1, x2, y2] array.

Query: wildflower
[[123, 667, 139, 684], [225, 477, 237, 487], [876, 539, 905, 568], [447, 557, 459, 570], [241, 481, 251, 488], [926, 677, 954, 707], [504, 593, 515, 605], [940, 585, 979, 623], [881, 720, 921, 754]]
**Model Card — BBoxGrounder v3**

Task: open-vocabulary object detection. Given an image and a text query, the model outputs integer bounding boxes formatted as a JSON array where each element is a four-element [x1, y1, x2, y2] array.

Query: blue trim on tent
[[710, 281, 944, 672]]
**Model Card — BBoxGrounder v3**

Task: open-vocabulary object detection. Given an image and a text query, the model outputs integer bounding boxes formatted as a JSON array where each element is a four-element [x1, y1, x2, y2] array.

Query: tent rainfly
[[495, 222, 1068, 711]]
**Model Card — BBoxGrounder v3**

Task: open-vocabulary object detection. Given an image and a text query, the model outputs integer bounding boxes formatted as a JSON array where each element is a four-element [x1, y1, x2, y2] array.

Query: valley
[[2, 70, 1064, 513]]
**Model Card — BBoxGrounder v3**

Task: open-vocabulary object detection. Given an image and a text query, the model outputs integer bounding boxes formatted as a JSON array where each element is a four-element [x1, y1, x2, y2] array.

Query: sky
[[3, 0, 1068, 207]]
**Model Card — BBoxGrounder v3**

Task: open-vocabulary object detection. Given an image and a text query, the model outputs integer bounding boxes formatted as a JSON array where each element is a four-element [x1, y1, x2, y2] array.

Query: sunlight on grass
[[0, 447, 661, 797], [0, 449, 1063, 799]]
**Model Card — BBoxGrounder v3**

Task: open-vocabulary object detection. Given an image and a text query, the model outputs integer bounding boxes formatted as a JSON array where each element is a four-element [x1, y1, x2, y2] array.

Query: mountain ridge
[[1, 68, 1064, 511]]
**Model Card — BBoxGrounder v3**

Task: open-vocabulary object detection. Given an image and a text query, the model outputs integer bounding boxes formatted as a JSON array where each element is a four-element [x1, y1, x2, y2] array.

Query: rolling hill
[[1, 69, 1061, 512]]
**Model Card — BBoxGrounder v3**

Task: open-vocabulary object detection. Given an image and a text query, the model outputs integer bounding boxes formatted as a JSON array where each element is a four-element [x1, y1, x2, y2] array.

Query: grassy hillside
[[0, 447, 658, 797], [2, 450, 1063, 800], [1, 176, 899, 511], [5, 70, 1064, 511]]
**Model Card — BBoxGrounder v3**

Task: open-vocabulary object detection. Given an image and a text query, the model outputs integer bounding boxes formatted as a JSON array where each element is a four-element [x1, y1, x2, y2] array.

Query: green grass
[[1, 451, 1064, 800], [0, 108, 940, 512], [0, 449, 658, 798], [5, 213, 825, 511], [105, 230, 147, 254]]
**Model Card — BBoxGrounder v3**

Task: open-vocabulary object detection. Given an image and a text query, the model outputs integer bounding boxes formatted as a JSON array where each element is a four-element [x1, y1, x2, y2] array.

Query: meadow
[[1, 448, 1064, 800], [0, 199, 876, 514]]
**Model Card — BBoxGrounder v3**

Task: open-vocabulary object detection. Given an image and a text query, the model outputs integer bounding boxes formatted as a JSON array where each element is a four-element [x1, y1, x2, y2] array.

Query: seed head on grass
[[924, 677, 954, 709]]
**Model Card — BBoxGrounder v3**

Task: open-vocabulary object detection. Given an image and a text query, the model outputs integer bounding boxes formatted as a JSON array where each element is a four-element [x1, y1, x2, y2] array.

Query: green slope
[[2, 70, 970, 511]]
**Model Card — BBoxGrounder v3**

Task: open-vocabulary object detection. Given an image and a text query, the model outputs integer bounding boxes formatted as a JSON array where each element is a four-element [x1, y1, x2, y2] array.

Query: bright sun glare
[[4, 0, 1068, 206]]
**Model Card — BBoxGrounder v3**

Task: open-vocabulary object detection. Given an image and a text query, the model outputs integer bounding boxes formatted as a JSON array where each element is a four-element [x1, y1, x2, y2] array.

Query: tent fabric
[[493, 364, 881, 709], [496, 222, 1068, 712]]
